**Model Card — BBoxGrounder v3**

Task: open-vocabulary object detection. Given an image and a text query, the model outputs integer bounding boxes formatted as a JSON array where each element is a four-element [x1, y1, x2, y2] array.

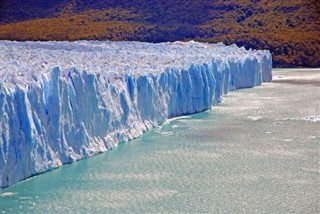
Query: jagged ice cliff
[[0, 41, 272, 188]]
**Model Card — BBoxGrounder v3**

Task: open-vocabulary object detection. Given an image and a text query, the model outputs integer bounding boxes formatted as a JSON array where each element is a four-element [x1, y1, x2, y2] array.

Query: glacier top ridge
[[0, 40, 270, 89]]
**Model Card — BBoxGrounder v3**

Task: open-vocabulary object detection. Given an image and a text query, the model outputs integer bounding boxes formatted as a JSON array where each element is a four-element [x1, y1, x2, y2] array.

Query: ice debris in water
[[303, 115, 320, 122]]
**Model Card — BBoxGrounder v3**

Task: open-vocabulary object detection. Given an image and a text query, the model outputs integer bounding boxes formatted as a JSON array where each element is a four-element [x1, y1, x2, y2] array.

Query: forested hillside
[[1, 0, 319, 67]]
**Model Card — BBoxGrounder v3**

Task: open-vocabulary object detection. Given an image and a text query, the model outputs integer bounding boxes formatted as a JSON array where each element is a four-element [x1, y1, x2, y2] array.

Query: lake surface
[[1, 69, 319, 213]]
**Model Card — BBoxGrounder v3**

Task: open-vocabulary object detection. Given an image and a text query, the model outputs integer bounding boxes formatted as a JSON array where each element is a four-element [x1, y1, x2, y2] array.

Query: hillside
[[0, 0, 319, 67]]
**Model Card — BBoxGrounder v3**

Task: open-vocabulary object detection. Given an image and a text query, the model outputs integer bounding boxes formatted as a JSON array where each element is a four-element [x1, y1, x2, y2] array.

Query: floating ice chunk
[[247, 116, 263, 121], [1, 192, 17, 197], [303, 115, 320, 122]]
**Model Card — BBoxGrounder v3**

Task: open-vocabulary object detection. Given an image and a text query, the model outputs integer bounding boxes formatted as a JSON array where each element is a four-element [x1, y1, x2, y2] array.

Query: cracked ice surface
[[0, 40, 272, 188]]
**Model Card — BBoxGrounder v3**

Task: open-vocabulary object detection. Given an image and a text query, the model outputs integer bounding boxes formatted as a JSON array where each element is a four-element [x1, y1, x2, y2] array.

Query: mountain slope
[[0, 0, 319, 67]]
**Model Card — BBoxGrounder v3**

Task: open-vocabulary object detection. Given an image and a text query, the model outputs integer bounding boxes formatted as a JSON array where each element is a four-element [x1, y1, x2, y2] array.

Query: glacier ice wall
[[0, 41, 272, 188]]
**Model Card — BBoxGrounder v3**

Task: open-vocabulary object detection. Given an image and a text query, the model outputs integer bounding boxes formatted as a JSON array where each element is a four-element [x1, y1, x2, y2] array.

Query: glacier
[[0, 41, 272, 188]]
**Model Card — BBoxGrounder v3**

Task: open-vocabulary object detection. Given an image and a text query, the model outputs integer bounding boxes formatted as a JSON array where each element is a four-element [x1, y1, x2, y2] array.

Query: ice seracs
[[0, 41, 272, 188]]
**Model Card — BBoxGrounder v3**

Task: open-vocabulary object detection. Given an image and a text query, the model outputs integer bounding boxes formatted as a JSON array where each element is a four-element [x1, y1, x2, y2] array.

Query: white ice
[[0, 40, 272, 188]]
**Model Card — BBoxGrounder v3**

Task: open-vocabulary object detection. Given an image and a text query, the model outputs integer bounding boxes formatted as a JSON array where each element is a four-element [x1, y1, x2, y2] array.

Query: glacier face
[[0, 41, 272, 188]]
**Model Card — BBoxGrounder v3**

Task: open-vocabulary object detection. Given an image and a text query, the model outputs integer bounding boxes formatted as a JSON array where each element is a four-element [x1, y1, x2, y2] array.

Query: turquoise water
[[1, 69, 319, 213]]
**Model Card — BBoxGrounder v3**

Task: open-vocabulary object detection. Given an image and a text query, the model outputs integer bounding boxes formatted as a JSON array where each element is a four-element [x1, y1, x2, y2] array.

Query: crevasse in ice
[[0, 41, 272, 188]]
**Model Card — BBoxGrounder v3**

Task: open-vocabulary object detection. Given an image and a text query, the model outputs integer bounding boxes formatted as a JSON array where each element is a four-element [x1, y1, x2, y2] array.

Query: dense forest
[[1, 0, 319, 67]]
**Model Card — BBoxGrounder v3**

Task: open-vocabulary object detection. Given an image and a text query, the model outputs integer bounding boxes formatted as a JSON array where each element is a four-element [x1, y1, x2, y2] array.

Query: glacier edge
[[0, 41, 272, 188]]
